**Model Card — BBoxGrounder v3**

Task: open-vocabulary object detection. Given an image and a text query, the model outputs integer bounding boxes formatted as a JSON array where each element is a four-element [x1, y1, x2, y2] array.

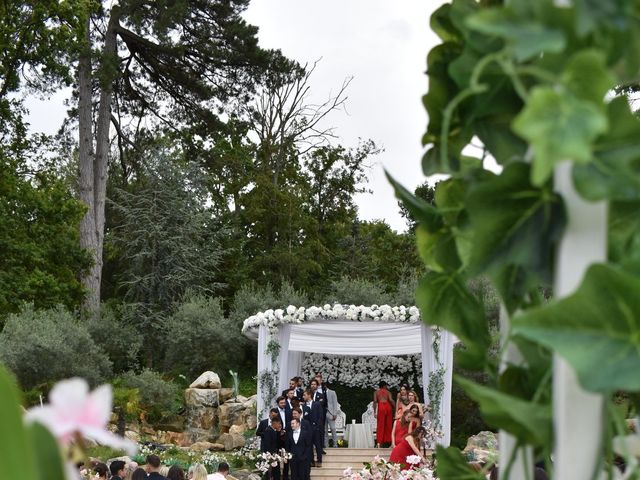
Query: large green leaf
[[456, 376, 552, 445], [435, 445, 487, 479], [465, 163, 565, 311], [609, 200, 640, 273], [573, 97, 640, 201], [386, 172, 443, 232], [416, 225, 461, 273], [512, 264, 640, 392], [430, 3, 461, 43], [27, 422, 66, 480], [0, 366, 38, 480], [512, 87, 608, 185], [416, 270, 489, 368], [561, 49, 615, 104], [466, 8, 565, 61]]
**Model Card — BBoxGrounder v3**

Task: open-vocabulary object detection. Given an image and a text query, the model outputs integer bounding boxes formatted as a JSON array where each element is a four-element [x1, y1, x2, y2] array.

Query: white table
[[345, 423, 374, 448]]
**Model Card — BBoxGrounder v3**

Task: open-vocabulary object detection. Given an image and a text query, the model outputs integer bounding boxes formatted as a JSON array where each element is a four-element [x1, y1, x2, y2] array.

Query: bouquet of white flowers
[[341, 455, 436, 480], [256, 449, 293, 476]]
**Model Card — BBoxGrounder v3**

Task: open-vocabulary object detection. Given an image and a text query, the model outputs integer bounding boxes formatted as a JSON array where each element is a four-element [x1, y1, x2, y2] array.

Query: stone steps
[[310, 448, 391, 479]]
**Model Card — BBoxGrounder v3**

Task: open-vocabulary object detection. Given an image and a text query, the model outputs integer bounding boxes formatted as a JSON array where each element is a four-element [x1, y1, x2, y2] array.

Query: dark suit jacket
[[261, 426, 283, 453], [283, 403, 294, 430], [295, 387, 304, 401], [256, 418, 269, 437], [302, 401, 323, 429], [313, 388, 326, 413], [286, 428, 312, 463]]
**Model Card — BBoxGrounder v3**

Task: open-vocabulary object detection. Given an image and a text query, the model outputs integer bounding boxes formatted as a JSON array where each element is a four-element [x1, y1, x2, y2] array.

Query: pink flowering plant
[[0, 365, 136, 480], [341, 455, 436, 480]]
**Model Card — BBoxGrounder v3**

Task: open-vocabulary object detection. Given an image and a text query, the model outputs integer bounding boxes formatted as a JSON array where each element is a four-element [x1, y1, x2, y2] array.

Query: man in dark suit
[[310, 377, 327, 453], [282, 378, 298, 398], [295, 377, 305, 401], [302, 389, 323, 467], [291, 407, 311, 431], [261, 417, 284, 480], [276, 396, 291, 432], [256, 408, 280, 438], [286, 418, 312, 480]]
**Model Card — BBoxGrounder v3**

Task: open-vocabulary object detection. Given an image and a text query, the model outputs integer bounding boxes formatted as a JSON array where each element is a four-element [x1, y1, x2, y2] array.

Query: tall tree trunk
[[79, 8, 120, 314], [78, 15, 99, 313]]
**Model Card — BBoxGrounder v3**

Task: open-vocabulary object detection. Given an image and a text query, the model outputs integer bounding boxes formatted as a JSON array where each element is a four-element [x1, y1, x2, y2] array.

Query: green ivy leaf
[[513, 87, 608, 185], [416, 271, 489, 368], [416, 225, 461, 273], [386, 172, 442, 232], [435, 445, 487, 479], [512, 264, 640, 392], [512, 87, 608, 185], [572, 0, 632, 37], [465, 163, 565, 311], [573, 97, 640, 201], [466, 8, 565, 61], [456, 376, 552, 445], [561, 49, 615, 104], [430, 3, 461, 43], [609, 200, 640, 273], [28, 422, 66, 480], [0, 366, 38, 480]]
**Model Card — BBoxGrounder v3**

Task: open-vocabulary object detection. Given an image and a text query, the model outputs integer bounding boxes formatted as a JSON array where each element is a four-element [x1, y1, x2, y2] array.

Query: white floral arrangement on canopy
[[242, 304, 422, 335]]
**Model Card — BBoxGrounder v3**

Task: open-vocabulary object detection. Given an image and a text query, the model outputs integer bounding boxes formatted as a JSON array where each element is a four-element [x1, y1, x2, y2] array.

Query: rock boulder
[[189, 371, 222, 389]]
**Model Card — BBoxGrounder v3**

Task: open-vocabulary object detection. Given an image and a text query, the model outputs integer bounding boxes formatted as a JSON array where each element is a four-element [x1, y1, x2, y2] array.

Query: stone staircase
[[310, 447, 391, 479]]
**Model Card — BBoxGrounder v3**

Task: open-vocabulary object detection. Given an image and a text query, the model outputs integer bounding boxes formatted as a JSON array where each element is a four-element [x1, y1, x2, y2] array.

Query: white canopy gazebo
[[242, 304, 456, 446]]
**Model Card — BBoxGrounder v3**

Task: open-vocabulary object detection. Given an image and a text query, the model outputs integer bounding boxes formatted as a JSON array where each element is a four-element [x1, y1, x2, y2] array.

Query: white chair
[[335, 403, 347, 439], [362, 401, 377, 442]]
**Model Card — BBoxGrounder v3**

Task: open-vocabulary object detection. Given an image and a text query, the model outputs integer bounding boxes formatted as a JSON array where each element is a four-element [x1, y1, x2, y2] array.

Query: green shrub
[[87, 304, 143, 373], [0, 305, 112, 388], [319, 276, 393, 306], [161, 294, 244, 378], [119, 369, 181, 423]]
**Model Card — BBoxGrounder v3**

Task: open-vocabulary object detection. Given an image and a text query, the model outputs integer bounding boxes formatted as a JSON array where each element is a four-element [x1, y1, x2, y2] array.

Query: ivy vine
[[390, 0, 640, 477]]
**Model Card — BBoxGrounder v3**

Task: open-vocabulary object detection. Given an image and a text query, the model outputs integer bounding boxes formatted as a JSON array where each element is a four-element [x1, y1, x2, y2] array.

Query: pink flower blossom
[[25, 378, 136, 454]]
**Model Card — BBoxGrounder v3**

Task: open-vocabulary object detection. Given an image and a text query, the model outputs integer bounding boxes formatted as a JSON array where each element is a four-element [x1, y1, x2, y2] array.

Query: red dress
[[389, 438, 416, 470], [376, 393, 393, 445], [393, 420, 409, 446]]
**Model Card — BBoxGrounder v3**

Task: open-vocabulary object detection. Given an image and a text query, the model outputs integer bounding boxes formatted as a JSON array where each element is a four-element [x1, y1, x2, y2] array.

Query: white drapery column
[[277, 325, 292, 396], [421, 325, 453, 447], [257, 325, 268, 419]]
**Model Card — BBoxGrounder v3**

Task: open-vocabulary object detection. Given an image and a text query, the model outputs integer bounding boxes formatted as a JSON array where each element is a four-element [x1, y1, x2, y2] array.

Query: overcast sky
[[244, 1, 440, 231], [25, 1, 440, 232]]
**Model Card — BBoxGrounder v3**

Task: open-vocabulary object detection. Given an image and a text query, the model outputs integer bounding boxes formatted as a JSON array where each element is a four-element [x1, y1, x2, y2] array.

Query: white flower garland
[[242, 304, 422, 334]]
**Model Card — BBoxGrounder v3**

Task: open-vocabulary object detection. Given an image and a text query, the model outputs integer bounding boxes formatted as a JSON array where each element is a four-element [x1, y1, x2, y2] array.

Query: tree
[[398, 181, 436, 232], [1, 0, 292, 313], [108, 151, 224, 366], [0, 103, 90, 317]]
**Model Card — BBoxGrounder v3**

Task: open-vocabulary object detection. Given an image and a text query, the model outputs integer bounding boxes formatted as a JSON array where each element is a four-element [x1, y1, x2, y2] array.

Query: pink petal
[[78, 384, 112, 428], [25, 406, 76, 441], [49, 378, 90, 421], [80, 426, 137, 455]]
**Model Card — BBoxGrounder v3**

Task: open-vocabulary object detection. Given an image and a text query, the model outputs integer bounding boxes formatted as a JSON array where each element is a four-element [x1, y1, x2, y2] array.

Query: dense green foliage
[[0, 305, 112, 388], [389, 0, 640, 475], [119, 369, 181, 423]]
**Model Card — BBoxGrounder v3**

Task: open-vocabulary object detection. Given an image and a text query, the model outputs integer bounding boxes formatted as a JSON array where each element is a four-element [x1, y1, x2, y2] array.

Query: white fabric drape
[[257, 325, 268, 418], [288, 321, 423, 355], [277, 325, 292, 396]]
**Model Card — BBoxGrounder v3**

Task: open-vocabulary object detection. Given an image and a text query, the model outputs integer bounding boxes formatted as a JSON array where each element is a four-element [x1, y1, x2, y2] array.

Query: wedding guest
[[302, 389, 323, 467], [389, 426, 427, 470], [206, 463, 229, 480], [262, 417, 284, 479], [292, 407, 311, 431], [145, 455, 167, 480], [374, 381, 395, 448], [167, 465, 185, 480], [395, 384, 410, 419], [391, 409, 414, 447], [131, 468, 148, 480], [408, 403, 422, 428], [125, 462, 140, 480], [257, 408, 280, 437], [283, 378, 298, 397], [190, 464, 208, 480], [286, 418, 312, 480], [159, 466, 170, 478], [286, 388, 296, 409], [323, 382, 339, 448], [94, 463, 109, 479], [276, 396, 291, 432], [110, 460, 127, 480], [295, 377, 305, 401]]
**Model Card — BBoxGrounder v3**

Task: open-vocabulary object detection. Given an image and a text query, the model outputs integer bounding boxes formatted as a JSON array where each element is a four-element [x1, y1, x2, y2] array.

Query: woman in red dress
[[373, 381, 395, 447], [391, 409, 414, 447], [389, 426, 426, 470]]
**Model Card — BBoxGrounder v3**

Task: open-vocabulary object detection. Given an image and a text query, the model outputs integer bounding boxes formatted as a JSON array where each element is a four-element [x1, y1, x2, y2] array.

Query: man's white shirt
[[293, 428, 301, 443]]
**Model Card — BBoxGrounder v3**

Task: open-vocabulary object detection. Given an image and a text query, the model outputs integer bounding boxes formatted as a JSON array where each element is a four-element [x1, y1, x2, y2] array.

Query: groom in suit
[[286, 417, 312, 480], [261, 417, 284, 480], [302, 389, 323, 467]]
